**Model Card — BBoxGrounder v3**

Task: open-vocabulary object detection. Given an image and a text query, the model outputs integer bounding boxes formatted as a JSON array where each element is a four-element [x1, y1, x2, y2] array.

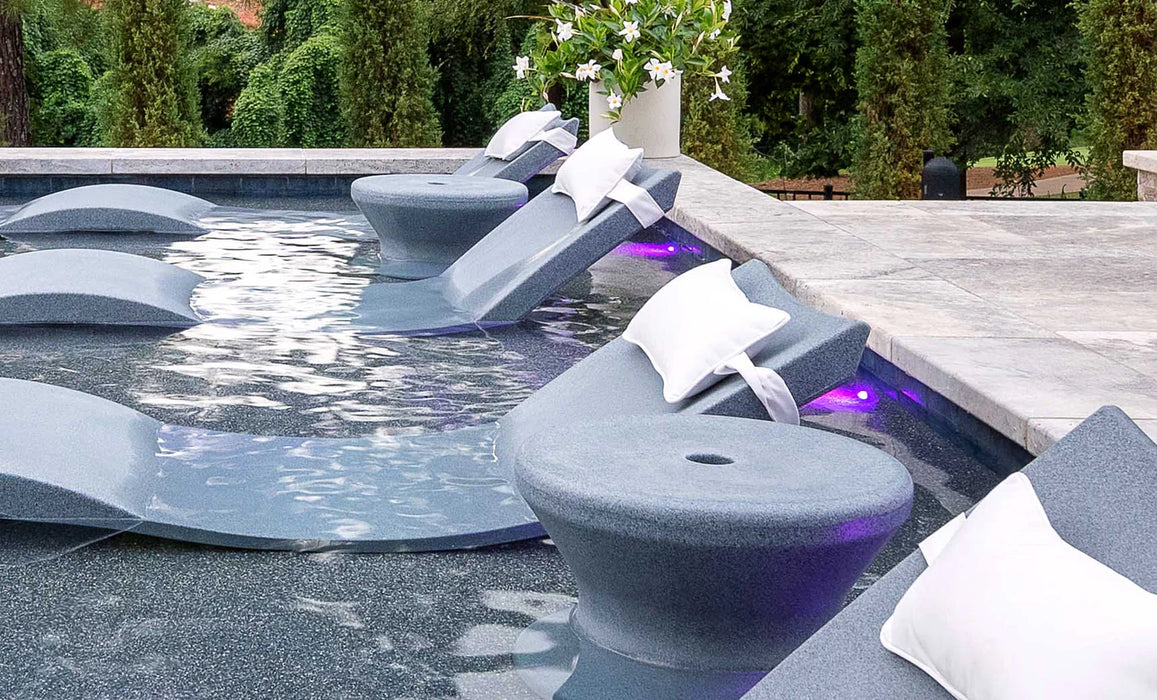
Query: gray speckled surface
[[743, 405, 1157, 699], [353, 174, 528, 280], [352, 166, 682, 334], [0, 248, 203, 328], [514, 416, 912, 697], [0, 184, 215, 235], [0, 200, 1012, 698]]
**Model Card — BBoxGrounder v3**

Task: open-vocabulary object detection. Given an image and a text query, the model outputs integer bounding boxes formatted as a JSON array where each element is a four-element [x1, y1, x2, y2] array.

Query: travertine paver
[[667, 157, 1157, 454]]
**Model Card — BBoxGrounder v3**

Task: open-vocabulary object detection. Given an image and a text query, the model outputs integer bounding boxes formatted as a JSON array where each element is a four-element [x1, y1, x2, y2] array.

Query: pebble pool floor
[[0, 198, 1011, 699]]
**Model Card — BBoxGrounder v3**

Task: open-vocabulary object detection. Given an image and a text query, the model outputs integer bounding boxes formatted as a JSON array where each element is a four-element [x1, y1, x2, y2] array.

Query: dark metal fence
[[756, 184, 851, 201]]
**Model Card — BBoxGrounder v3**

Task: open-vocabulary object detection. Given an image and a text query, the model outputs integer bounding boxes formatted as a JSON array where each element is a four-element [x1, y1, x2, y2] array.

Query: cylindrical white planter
[[589, 75, 682, 158]]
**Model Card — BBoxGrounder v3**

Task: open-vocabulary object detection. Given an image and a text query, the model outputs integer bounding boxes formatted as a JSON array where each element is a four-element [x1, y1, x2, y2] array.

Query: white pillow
[[882, 472, 1157, 700], [484, 110, 560, 161], [623, 260, 798, 424], [552, 129, 642, 222]]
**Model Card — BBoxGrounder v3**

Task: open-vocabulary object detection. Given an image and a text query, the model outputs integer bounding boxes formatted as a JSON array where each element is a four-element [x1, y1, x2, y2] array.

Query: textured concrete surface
[[353, 174, 528, 279], [513, 416, 910, 697], [1125, 150, 1157, 201], [0, 148, 553, 177], [668, 155, 1157, 454]]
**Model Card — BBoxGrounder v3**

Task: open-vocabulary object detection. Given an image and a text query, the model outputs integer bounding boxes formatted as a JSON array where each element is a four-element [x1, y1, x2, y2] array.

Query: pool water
[[0, 203, 1010, 698]]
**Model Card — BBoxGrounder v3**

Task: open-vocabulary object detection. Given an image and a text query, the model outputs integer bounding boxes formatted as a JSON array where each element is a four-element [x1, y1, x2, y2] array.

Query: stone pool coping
[[4, 147, 1156, 454], [1125, 150, 1157, 201]]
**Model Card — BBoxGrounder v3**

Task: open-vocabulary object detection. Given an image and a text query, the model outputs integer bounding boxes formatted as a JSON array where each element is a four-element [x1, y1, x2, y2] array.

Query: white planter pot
[[588, 75, 682, 159]]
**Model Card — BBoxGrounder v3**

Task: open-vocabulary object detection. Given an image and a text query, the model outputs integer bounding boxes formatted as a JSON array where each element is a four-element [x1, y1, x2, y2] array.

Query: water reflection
[[0, 209, 703, 440]]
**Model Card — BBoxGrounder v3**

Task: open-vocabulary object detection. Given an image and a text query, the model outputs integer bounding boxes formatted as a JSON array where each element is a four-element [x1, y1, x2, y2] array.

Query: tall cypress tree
[[338, 0, 440, 147], [105, 0, 200, 146], [852, 0, 953, 199], [1080, 0, 1157, 201]]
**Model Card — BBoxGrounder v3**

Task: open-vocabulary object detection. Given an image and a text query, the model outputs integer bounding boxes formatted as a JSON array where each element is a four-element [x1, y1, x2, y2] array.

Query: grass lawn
[[971, 146, 1089, 169]]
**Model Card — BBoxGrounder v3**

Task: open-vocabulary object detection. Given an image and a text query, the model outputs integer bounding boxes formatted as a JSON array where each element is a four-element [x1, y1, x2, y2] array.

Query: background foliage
[[6, 0, 1155, 198], [1079, 0, 1157, 201], [103, 0, 201, 147], [339, 0, 440, 147], [852, 0, 953, 199]]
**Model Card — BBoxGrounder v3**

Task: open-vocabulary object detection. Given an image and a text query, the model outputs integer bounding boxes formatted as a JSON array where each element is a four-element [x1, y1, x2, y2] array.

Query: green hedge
[[1080, 0, 1157, 200], [104, 0, 201, 147], [231, 60, 283, 147], [189, 3, 264, 137], [852, 0, 953, 199], [339, 0, 440, 147], [280, 33, 345, 147], [29, 48, 95, 146]]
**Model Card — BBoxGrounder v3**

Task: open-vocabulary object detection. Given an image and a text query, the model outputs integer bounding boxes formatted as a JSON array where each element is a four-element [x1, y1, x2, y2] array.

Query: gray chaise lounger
[[352, 164, 683, 335], [452, 105, 580, 183], [0, 184, 216, 236], [0, 248, 203, 328], [741, 405, 1157, 699], [0, 260, 869, 552]]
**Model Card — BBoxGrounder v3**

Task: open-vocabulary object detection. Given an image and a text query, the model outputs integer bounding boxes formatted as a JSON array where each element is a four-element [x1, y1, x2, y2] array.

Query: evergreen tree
[[1080, 0, 1157, 200], [682, 53, 757, 181], [852, 0, 953, 199], [338, 0, 440, 147], [104, 0, 201, 146]]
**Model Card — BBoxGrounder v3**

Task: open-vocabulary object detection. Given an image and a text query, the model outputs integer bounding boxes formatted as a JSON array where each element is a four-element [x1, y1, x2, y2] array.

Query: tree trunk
[[0, 13, 30, 147]]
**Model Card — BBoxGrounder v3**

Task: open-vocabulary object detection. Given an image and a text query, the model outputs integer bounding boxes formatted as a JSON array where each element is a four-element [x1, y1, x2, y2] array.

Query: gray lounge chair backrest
[[0, 248, 203, 328], [742, 406, 1157, 698], [453, 105, 580, 183], [496, 260, 870, 462], [445, 164, 682, 324]]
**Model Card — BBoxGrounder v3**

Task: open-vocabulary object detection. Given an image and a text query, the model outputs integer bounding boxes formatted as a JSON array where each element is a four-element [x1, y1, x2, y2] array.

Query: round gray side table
[[351, 174, 528, 280], [512, 415, 913, 700]]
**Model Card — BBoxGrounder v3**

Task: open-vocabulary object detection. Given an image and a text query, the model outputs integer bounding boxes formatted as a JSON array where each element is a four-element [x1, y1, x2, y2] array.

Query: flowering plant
[[516, 0, 739, 121]]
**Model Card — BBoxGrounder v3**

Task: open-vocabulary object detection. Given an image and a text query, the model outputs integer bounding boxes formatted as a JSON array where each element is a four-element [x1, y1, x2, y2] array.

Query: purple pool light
[[614, 240, 703, 258], [804, 382, 880, 414], [901, 387, 927, 408]]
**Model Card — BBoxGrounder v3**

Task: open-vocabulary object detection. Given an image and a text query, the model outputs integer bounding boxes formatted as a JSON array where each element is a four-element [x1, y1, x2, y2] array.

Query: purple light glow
[[804, 382, 880, 414], [901, 388, 926, 408], [614, 240, 703, 258], [838, 516, 881, 542]]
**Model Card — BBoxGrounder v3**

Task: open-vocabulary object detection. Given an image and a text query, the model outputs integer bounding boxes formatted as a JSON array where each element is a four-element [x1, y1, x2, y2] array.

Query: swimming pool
[[0, 199, 1011, 698]]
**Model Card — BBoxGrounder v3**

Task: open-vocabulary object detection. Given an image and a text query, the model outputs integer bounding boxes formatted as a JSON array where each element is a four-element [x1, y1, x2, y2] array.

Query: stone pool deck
[[669, 157, 1157, 453], [2, 147, 1156, 454]]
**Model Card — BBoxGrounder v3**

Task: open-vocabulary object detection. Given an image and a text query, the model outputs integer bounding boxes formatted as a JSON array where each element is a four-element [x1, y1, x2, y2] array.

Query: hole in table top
[[686, 453, 734, 466]]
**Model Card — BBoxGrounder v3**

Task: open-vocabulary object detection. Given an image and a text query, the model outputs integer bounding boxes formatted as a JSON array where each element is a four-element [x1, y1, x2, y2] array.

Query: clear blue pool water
[[0, 200, 1009, 698]]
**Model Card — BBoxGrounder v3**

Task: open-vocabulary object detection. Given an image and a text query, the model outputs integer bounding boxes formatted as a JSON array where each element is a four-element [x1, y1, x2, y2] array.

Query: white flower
[[575, 60, 602, 82], [709, 80, 730, 102], [645, 58, 674, 81], [715, 65, 732, 83], [612, 48, 624, 61], [556, 19, 575, 42], [618, 20, 640, 43], [513, 56, 531, 80], [625, 0, 638, 4], [722, 0, 732, 21], [606, 93, 623, 110]]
